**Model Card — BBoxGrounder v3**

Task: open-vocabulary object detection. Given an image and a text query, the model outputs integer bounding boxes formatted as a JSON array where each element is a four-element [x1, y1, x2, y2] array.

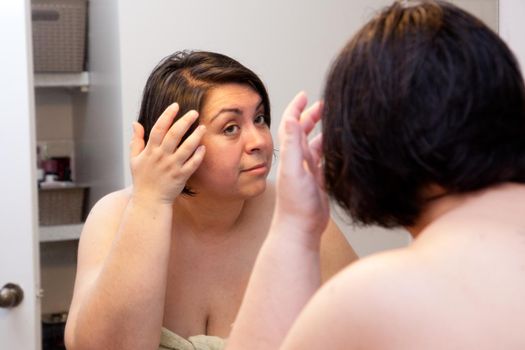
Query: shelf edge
[[34, 72, 90, 89], [39, 224, 83, 242]]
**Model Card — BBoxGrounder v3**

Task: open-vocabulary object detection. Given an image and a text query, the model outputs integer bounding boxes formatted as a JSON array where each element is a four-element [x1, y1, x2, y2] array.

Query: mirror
[[33, 0, 501, 346]]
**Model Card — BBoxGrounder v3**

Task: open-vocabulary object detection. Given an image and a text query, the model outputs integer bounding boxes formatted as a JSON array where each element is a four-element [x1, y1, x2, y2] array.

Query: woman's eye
[[254, 114, 267, 125], [223, 125, 240, 135]]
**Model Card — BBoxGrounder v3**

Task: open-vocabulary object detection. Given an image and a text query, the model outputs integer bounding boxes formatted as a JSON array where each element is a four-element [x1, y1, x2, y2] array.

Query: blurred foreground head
[[322, 0, 525, 227]]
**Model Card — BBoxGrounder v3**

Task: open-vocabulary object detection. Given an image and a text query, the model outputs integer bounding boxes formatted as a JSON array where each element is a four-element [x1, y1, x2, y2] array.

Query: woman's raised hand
[[129, 103, 206, 204], [274, 92, 329, 236]]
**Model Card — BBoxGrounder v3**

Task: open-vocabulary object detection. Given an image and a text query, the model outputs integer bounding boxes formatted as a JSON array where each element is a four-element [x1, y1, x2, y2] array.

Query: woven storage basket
[[38, 186, 88, 226], [32, 0, 87, 72]]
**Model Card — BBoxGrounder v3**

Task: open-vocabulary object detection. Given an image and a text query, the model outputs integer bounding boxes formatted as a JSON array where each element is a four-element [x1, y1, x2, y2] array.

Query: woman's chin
[[240, 180, 267, 199]]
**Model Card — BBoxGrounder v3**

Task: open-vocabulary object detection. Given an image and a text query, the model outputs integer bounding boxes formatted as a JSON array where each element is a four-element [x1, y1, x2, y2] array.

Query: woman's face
[[186, 83, 273, 199]]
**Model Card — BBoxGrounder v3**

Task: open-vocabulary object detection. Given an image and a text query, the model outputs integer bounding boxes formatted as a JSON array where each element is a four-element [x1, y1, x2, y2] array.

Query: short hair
[[137, 50, 270, 195], [322, 0, 525, 227]]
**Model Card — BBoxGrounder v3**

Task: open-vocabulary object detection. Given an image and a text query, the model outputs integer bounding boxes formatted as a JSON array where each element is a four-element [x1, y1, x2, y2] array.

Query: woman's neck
[[173, 192, 247, 238], [407, 182, 525, 238], [406, 194, 466, 238]]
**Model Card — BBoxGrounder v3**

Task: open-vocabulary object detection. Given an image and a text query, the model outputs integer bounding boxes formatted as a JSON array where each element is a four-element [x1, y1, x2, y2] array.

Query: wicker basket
[[31, 0, 87, 72], [38, 186, 88, 226]]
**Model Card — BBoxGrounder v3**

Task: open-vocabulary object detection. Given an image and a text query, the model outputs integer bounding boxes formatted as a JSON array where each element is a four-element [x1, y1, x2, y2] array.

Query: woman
[[64, 51, 356, 350], [227, 1, 525, 349]]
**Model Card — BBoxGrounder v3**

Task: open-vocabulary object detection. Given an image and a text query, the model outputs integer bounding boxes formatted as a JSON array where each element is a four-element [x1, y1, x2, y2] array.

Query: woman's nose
[[244, 126, 269, 153]]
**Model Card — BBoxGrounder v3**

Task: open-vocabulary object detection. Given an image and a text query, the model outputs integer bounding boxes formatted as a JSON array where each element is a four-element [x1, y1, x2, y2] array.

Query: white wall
[[76, 0, 125, 204], [453, 0, 498, 31], [500, 0, 525, 70]]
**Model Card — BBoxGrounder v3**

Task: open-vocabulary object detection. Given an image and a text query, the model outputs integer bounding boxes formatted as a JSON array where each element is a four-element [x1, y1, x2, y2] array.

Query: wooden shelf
[[39, 224, 83, 242], [34, 72, 89, 90]]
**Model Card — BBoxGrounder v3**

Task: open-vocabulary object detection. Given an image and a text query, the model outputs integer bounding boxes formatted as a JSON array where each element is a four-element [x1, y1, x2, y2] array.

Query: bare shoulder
[[77, 188, 132, 256], [86, 187, 131, 220], [318, 247, 422, 320], [282, 248, 423, 350]]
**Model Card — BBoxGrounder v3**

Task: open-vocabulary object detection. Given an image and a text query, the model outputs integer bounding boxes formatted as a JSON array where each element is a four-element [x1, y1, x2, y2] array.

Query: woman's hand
[[129, 103, 206, 204], [227, 92, 329, 350], [274, 92, 329, 237]]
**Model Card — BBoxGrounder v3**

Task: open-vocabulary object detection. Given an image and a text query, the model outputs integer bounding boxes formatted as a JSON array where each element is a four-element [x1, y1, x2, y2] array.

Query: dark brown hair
[[323, 0, 525, 227]]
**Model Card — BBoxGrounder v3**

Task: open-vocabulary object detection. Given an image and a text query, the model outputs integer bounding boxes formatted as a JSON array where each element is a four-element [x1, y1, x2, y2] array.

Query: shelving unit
[[33, 0, 91, 320]]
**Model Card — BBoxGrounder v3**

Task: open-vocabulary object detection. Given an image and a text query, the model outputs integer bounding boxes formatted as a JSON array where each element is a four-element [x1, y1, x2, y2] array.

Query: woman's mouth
[[242, 163, 268, 174]]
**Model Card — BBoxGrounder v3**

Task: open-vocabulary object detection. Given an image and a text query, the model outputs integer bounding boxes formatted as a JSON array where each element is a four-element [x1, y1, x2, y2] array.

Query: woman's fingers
[[147, 103, 180, 146], [308, 133, 325, 188], [141, 103, 201, 156], [161, 110, 200, 153], [309, 133, 323, 166], [300, 127, 317, 176], [172, 124, 207, 167], [180, 144, 206, 175], [299, 101, 322, 136], [279, 92, 325, 177], [280, 118, 307, 177], [279, 92, 308, 139], [278, 92, 307, 175], [279, 92, 323, 138], [298, 100, 323, 183], [276, 92, 329, 230], [130, 122, 145, 158]]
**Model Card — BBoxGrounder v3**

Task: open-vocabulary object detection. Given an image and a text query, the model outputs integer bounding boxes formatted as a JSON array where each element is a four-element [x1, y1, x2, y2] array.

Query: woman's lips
[[242, 163, 268, 174]]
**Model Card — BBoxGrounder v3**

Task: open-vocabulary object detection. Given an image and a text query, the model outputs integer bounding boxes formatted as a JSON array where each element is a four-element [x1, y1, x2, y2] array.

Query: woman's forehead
[[202, 83, 263, 116]]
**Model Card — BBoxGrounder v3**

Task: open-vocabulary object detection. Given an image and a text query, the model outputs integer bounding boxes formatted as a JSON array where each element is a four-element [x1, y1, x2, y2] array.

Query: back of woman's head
[[138, 50, 270, 144], [323, 0, 525, 227]]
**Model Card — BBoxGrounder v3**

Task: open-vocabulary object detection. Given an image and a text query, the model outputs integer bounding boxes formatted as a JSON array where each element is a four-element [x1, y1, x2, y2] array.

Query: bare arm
[[65, 104, 206, 350], [227, 92, 329, 349], [65, 192, 174, 350]]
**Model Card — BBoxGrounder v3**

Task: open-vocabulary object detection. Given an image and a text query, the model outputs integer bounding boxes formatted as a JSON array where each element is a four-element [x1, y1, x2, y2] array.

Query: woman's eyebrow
[[255, 100, 264, 110], [210, 100, 264, 122], [210, 108, 242, 123]]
